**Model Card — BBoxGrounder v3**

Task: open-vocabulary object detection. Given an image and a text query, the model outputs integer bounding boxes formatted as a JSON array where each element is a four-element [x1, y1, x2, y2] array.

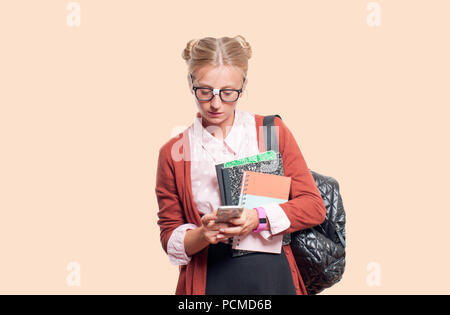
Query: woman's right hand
[[185, 210, 231, 256], [201, 211, 230, 244]]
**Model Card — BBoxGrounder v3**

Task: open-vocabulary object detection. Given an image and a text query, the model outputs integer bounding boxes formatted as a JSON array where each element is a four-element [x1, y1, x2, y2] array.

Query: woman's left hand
[[217, 208, 259, 239]]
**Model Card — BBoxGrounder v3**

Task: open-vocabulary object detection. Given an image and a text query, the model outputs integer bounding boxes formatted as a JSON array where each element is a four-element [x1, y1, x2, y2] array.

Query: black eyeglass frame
[[189, 73, 246, 103]]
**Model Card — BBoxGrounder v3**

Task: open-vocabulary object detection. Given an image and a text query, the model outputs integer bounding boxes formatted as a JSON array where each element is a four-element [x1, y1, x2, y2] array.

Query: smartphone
[[215, 206, 244, 223]]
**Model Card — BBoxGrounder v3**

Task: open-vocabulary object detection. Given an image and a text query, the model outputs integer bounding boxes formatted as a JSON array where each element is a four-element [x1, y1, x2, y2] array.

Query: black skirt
[[205, 242, 297, 295]]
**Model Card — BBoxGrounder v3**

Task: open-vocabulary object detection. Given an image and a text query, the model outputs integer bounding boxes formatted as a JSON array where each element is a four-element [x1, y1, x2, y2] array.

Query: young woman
[[155, 35, 326, 295]]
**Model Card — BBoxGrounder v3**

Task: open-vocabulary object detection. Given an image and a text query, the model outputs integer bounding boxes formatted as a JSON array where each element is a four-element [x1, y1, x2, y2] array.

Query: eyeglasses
[[190, 73, 245, 103]]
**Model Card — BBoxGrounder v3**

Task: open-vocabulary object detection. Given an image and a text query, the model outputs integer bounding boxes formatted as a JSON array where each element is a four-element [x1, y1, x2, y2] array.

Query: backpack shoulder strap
[[263, 114, 282, 152], [263, 114, 291, 246]]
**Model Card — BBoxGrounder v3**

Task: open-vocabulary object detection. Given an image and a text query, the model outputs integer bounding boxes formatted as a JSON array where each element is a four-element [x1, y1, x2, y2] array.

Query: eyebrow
[[197, 82, 237, 89]]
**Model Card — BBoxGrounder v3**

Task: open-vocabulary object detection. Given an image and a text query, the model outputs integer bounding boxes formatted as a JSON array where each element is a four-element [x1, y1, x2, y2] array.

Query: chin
[[204, 116, 224, 124], [204, 111, 226, 120]]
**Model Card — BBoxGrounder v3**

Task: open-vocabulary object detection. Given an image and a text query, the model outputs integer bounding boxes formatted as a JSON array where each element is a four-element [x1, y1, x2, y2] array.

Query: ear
[[187, 74, 194, 94], [241, 78, 248, 97]]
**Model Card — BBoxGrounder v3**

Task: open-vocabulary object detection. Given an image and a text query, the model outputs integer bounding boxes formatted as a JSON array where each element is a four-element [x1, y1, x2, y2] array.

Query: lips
[[208, 111, 223, 116]]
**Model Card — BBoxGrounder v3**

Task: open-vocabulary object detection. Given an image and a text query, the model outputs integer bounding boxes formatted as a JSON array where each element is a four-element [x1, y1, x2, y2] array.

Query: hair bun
[[182, 39, 200, 62], [234, 35, 252, 59]]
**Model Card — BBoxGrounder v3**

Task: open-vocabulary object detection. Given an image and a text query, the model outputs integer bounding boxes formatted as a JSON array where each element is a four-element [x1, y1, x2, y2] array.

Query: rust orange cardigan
[[155, 114, 327, 295]]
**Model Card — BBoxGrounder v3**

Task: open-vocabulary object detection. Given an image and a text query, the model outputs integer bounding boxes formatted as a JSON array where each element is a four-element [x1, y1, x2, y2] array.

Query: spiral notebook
[[232, 170, 291, 254]]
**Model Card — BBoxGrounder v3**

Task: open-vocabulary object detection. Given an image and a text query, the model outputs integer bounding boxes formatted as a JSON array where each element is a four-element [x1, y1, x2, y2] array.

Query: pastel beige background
[[0, 0, 449, 294]]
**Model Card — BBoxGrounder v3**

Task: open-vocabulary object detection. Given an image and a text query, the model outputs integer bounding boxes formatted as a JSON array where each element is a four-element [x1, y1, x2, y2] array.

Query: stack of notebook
[[215, 151, 291, 254], [215, 150, 285, 206]]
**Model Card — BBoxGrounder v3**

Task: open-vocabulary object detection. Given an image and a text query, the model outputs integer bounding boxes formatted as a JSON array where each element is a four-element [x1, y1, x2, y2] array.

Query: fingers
[[202, 209, 247, 244], [204, 217, 230, 231], [204, 231, 228, 244], [219, 225, 243, 237], [229, 208, 250, 226], [215, 222, 230, 230], [230, 217, 245, 226], [219, 208, 254, 237], [201, 213, 217, 226], [204, 234, 219, 244], [202, 219, 230, 244]]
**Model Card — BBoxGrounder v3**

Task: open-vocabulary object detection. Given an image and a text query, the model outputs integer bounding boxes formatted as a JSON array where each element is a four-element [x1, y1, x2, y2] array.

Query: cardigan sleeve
[[275, 117, 327, 233], [155, 143, 188, 254], [167, 223, 198, 265], [259, 202, 291, 241]]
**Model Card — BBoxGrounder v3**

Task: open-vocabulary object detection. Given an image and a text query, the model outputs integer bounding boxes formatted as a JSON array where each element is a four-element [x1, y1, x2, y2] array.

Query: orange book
[[233, 171, 291, 254]]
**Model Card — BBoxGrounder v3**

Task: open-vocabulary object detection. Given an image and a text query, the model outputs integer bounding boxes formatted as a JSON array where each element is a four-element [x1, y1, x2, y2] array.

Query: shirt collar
[[193, 109, 243, 156]]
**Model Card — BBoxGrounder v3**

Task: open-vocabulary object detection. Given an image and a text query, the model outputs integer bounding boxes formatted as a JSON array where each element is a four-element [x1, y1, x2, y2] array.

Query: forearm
[[280, 194, 326, 233], [184, 226, 210, 257]]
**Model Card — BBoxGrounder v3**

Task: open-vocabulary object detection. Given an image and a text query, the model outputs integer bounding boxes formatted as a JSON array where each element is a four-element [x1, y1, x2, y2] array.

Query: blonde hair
[[182, 35, 252, 86]]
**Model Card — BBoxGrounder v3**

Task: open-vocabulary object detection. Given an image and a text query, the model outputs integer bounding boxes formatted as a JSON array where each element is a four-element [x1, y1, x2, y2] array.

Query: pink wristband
[[252, 206, 267, 233]]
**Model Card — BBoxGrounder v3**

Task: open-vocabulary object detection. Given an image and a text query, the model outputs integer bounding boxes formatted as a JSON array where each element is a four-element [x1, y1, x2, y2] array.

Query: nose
[[210, 94, 222, 109]]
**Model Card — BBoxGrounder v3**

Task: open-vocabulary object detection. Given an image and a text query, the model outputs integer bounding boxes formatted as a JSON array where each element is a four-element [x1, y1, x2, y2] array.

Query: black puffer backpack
[[263, 115, 346, 295]]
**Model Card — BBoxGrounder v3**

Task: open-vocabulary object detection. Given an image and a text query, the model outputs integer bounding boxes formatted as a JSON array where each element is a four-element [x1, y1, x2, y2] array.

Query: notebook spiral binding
[[235, 172, 252, 247]]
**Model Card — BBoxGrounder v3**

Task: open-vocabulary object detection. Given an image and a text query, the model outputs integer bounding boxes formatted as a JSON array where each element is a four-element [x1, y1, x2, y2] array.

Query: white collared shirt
[[189, 108, 260, 214]]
